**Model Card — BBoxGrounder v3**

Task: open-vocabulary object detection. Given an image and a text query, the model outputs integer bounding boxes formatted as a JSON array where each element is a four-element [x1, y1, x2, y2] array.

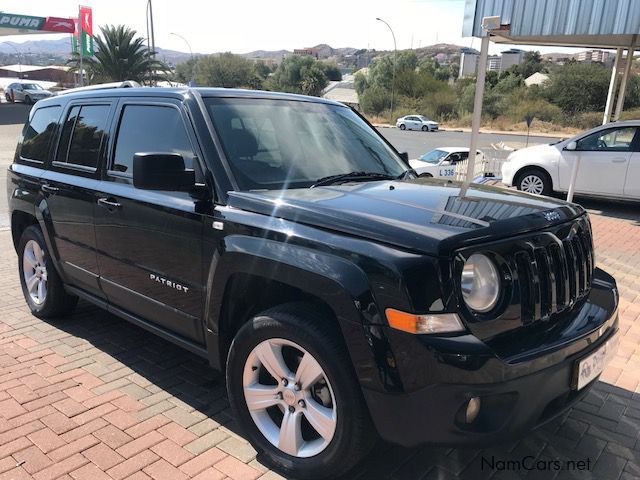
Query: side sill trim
[[65, 285, 209, 359]]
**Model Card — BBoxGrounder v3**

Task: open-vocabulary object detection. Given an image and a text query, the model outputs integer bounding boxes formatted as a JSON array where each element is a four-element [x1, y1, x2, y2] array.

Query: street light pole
[[170, 33, 195, 86], [376, 17, 396, 124], [147, 0, 156, 57]]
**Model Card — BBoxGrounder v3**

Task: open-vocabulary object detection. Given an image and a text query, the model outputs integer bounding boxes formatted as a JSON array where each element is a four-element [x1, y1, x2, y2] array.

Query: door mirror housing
[[565, 141, 577, 151], [133, 153, 195, 192]]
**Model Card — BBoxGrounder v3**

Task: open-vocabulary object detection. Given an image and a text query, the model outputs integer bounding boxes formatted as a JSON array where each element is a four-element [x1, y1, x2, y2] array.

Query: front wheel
[[226, 303, 375, 479], [18, 225, 78, 318], [516, 169, 551, 196], [419, 172, 433, 178], [399, 124, 406, 130], [5, 93, 11, 102], [421, 125, 428, 131], [24, 95, 32, 104]]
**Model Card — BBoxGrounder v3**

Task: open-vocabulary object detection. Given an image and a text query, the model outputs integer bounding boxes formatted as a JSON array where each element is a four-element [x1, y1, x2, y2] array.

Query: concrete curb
[[373, 124, 568, 139]]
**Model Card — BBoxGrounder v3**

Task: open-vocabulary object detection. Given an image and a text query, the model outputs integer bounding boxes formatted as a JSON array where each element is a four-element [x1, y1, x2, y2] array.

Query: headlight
[[461, 254, 500, 313]]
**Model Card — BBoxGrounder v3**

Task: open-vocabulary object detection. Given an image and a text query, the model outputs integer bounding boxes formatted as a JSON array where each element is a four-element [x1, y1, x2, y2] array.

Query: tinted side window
[[61, 105, 110, 168], [20, 106, 62, 162], [112, 105, 195, 174], [56, 106, 80, 163]]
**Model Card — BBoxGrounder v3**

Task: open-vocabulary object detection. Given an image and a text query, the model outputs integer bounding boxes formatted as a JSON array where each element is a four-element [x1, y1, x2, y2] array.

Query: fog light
[[465, 397, 481, 424]]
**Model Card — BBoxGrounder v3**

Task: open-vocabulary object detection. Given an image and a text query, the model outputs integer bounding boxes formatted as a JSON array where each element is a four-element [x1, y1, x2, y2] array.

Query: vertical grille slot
[[562, 239, 578, 304], [534, 248, 553, 318], [548, 243, 568, 311], [515, 251, 537, 324], [572, 236, 586, 295]]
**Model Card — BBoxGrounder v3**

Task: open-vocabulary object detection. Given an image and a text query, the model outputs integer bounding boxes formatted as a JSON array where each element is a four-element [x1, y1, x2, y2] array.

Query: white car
[[5, 82, 54, 104], [409, 147, 483, 178], [396, 115, 439, 132], [501, 121, 640, 200]]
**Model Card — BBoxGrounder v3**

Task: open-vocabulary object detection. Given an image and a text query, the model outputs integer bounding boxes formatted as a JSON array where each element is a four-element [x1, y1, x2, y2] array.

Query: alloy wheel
[[22, 240, 48, 305], [243, 338, 337, 458]]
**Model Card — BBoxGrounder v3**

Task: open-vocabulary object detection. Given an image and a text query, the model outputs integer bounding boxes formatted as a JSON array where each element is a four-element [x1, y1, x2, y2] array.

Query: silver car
[[396, 115, 439, 132], [5, 82, 54, 104]]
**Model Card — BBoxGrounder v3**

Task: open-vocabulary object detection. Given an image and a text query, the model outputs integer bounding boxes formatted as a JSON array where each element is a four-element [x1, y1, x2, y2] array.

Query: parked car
[[502, 121, 640, 199], [5, 82, 54, 104], [396, 114, 439, 131], [9, 87, 618, 479], [409, 147, 483, 178]]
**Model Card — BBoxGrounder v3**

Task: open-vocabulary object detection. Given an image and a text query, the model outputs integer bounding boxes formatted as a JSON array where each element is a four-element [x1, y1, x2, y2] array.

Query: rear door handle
[[41, 184, 59, 194], [97, 197, 122, 210]]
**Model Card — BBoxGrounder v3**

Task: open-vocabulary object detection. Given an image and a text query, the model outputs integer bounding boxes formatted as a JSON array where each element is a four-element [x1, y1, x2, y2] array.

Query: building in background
[[293, 48, 319, 58], [0, 64, 74, 85], [459, 47, 480, 77], [524, 72, 550, 86], [500, 48, 525, 71], [487, 55, 502, 71], [576, 49, 613, 66]]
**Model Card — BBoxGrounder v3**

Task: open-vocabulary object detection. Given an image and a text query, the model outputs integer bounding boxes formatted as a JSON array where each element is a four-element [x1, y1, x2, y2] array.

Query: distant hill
[[0, 38, 468, 67]]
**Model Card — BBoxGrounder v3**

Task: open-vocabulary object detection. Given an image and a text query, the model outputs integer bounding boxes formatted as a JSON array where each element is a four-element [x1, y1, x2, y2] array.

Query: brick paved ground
[[1, 201, 639, 479]]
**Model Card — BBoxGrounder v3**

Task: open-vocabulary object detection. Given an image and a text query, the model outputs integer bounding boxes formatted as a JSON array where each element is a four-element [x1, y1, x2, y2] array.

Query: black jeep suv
[[8, 87, 618, 479]]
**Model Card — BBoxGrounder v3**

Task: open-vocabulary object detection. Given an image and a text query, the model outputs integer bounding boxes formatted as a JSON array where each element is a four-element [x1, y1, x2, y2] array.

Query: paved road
[[378, 127, 560, 159]]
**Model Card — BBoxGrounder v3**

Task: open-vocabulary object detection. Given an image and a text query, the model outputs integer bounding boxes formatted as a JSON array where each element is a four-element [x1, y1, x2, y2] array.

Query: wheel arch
[[11, 210, 39, 252], [513, 165, 554, 191], [204, 235, 385, 391]]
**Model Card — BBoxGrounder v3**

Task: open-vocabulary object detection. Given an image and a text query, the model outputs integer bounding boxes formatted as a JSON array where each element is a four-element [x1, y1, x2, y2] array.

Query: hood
[[409, 158, 437, 169], [508, 142, 560, 160], [227, 179, 585, 256]]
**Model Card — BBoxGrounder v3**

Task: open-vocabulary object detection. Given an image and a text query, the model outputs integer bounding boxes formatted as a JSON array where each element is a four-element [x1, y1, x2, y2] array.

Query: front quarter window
[[205, 98, 407, 190]]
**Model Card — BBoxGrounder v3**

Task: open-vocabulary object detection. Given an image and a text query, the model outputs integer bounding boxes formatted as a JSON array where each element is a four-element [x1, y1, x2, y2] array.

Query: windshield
[[418, 115, 432, 122], [23, 84, 43, 90], [419, 149, 448, 164], [205, 97, 407, 190]]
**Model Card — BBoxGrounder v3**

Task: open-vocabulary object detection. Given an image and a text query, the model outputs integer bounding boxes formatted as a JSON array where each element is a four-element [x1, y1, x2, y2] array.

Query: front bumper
[[501, 160, 516, 186], [363, 268, 618, 447]]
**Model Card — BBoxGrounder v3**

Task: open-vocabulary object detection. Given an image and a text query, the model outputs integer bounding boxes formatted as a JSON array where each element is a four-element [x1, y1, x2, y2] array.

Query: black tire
[[421, 125, 428, 131], [24, 95, 32, 105], [399, 124, 406, 130], [419, 172, 433, 178], [18, 225, 78, 318], [226, 302, 376, 479], [4, 93, 11, 102], [515, 168, 552, 196]]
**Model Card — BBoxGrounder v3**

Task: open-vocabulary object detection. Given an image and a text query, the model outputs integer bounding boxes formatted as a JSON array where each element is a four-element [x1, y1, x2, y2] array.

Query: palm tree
[[67, 25, 169, 85]]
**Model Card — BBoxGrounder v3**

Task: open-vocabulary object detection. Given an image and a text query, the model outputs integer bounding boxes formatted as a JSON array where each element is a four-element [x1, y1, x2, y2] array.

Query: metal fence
[[454, 144, 513, 181]]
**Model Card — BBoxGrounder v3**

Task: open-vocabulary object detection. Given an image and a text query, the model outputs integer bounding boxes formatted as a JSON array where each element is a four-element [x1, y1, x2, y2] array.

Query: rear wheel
[[226, 303, 375, 479], [516, 169, 551, 196], [399, 124, 406, 130], [18, 226, 78, 318]]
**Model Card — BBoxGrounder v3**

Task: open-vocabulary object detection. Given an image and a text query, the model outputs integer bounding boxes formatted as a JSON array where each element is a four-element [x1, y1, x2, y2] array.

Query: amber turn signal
[[385, 309, 465, 334]]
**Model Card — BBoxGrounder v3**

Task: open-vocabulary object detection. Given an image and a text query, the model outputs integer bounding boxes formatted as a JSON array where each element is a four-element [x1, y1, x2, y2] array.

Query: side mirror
[[565, 141, 577, 151], [133, 153, 195, 191], [398, 151, 410, 166]]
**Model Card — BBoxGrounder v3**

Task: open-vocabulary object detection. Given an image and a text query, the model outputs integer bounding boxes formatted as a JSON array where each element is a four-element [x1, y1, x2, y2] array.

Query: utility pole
[[376, 17, 397, 125], [78, 6, 84, 87], [171, 33, 196, 86]]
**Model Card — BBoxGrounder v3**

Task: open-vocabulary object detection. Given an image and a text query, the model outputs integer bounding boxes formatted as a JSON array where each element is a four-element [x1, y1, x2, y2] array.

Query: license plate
[[575, 334, 619, 390]]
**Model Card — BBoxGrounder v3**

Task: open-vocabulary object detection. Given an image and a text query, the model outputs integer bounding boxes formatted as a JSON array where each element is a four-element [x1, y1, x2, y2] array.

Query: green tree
[[195, 53, 255, 88], [67, 25, 169, 85], [321, 63, 342, 81], [266, 55, 329, 96], [543, 63, 611, 114]]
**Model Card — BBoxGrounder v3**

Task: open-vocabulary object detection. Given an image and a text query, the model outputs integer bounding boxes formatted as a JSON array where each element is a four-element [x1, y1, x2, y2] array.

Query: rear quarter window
[[19, 105, 62, 162]]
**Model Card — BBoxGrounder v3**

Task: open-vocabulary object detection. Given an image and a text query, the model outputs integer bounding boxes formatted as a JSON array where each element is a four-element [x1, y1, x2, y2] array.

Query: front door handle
[[612, 158, 627, 163], [97, 197, 122, 211], [41, 184, 59, 194]]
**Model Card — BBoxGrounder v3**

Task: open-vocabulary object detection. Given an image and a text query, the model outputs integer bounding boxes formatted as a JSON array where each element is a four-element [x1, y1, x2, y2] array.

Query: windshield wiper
[[311, 171, 395, 188]]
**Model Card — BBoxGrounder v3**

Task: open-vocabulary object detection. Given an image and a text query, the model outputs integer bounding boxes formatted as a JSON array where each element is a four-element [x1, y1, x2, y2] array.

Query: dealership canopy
[[461, 0, 640, 200], [0, 12, 75, 36]]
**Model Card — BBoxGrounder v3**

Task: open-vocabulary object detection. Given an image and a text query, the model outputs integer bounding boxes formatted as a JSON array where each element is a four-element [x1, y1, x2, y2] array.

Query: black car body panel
[[7, 87, 619, 448]]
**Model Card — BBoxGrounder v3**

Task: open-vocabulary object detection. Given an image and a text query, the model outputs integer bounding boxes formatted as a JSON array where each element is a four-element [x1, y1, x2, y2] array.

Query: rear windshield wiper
[[311, 171, 395, 188]]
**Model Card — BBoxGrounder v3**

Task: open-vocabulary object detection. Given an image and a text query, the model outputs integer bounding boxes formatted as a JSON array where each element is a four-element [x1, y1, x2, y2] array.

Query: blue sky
[[1, 0, 584, 55]]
